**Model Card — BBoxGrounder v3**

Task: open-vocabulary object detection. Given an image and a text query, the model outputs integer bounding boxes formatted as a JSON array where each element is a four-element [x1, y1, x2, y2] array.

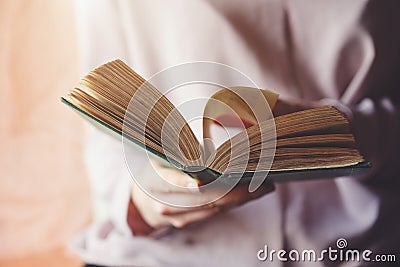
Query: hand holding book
[[127, 97, 342, 234], [130, 158, 275, 234], [62, 59, 370, 234], [62, 60, 369, 187]]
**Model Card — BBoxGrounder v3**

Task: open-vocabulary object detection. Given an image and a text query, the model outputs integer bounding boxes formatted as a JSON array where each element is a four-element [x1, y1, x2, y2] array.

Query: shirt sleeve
[[71, 0, 153, 259], [83, 125, 135, 236]]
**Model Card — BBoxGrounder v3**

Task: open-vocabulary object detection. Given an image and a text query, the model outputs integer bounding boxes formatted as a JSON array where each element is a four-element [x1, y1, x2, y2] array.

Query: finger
[[213, 181, 275, 210], [272, 98, 311, 117], [154, 202, 216, 215], [159, 180, 275, 215], [157, 168, 198, 187], [165, 206, 220, 228], [132, 183, 171, 228], [150, 162, 199, 192]]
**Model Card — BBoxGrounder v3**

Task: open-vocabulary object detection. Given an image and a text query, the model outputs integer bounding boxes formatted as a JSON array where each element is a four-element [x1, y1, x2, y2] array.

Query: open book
[[62, 60, 370, 185]]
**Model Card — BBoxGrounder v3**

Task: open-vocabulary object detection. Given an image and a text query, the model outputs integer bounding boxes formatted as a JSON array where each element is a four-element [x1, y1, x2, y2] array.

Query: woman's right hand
[[128, 159, 274, 235]]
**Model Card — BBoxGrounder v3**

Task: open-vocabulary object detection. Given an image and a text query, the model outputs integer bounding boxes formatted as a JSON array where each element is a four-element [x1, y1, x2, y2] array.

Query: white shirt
[[71, 1, 400, 266]]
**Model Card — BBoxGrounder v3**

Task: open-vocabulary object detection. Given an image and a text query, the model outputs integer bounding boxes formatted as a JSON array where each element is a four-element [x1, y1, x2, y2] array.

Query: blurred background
[[0, 1, 91, 266]]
